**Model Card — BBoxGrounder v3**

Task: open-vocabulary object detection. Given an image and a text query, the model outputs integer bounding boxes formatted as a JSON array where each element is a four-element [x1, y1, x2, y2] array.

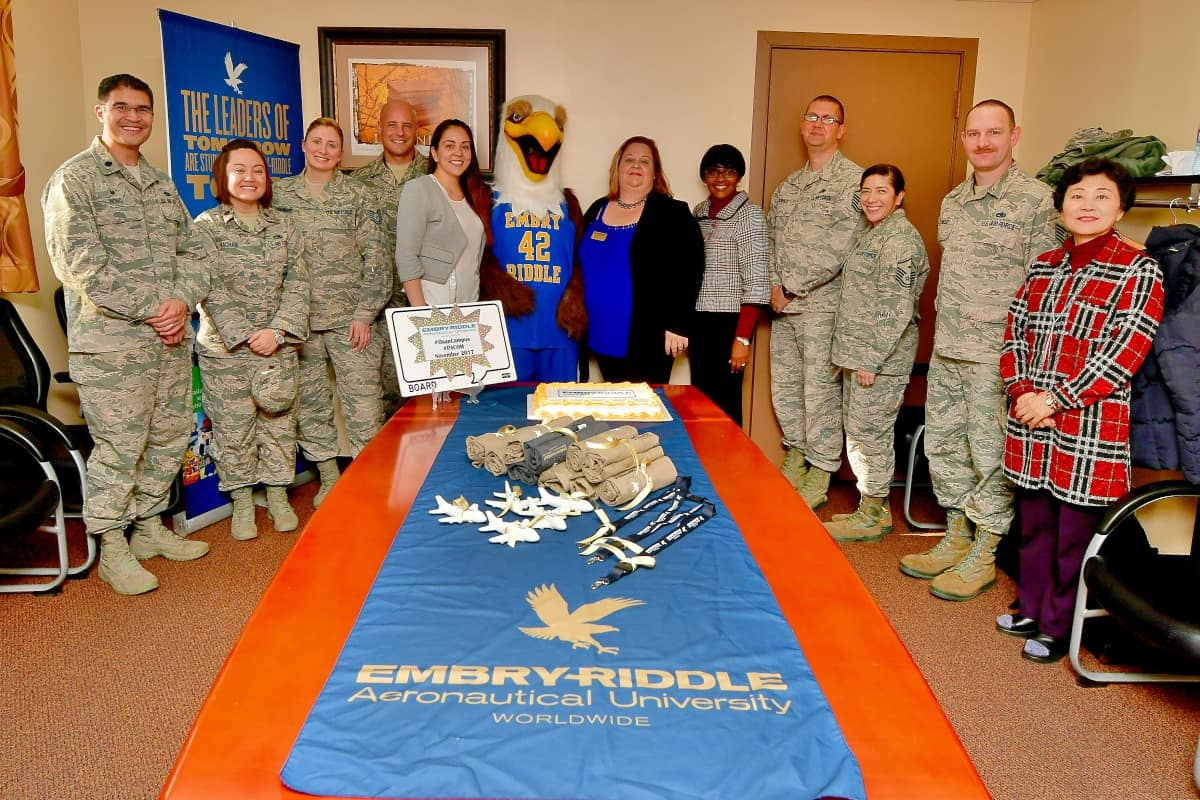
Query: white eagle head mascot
[[479, 94, 587, 353], [492, 95, 569, 217]]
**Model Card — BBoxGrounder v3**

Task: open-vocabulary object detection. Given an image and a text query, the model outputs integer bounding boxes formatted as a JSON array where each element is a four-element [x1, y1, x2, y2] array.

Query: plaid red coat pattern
[[1000, 231, 1164, 506]]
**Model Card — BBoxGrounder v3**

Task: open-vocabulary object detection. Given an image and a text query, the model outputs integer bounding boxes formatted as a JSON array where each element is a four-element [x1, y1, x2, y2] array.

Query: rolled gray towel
[[508, 416, 573, 463], [508, 462, 541, 486], [523, 417, 610, 474]]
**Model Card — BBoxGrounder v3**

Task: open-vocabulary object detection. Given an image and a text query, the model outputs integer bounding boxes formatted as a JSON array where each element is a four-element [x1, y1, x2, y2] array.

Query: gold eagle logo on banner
[[519, 584, 643, 655]]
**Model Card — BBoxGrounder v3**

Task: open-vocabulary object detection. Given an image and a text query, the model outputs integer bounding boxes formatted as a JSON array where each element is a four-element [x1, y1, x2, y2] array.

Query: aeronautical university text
[[347, 664, 795, 724]]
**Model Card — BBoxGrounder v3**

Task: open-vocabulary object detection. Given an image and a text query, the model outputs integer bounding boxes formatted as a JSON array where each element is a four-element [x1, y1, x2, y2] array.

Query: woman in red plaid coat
[[996, 157, 1164, 664]]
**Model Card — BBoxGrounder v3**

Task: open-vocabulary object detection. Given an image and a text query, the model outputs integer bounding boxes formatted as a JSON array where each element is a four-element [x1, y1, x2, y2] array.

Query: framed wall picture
[[318, 27, 505, 171]]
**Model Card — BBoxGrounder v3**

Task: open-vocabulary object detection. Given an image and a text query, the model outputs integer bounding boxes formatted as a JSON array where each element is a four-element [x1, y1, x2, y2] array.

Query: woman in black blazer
[[578, 136, 705, 383]]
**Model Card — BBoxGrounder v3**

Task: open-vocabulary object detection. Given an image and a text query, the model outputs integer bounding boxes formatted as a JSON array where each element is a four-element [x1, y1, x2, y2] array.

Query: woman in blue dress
[[578, 136, 704, 383]]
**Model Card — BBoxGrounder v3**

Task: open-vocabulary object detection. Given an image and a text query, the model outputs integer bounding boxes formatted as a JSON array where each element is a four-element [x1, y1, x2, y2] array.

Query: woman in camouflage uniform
[[195, 139, 309, 540], [273, 118, 390, 506], [825, 164, 929, 543]]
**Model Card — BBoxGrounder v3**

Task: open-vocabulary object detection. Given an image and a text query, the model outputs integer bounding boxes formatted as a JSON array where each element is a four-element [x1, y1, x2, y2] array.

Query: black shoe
[[1022, 632, 1068, 664], [996, 614, 1038, 639]]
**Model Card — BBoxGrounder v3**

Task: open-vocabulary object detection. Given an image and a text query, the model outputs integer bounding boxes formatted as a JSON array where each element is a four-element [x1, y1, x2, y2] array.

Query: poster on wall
[[159, 9, 304, 216], [159, 10, 304, 531]]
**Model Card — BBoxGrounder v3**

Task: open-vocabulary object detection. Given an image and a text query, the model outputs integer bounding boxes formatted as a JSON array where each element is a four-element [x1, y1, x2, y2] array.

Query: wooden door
[[745, 32, 978, 464]]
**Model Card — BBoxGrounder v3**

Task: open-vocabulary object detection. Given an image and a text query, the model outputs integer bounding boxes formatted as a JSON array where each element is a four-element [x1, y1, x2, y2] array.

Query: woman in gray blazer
[[395, 119, 491, 307]]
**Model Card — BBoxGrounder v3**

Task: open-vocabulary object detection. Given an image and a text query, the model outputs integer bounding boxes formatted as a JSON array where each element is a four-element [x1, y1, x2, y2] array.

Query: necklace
[[616, 196, 646, 210]]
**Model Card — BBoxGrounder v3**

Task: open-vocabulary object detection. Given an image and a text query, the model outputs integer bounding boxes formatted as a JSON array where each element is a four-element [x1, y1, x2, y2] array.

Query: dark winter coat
[[1131, 224, 1200, 483]]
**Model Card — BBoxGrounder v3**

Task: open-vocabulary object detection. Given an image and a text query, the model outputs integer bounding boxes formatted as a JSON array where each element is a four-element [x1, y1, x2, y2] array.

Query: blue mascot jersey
[[491, 197, 576, 350]]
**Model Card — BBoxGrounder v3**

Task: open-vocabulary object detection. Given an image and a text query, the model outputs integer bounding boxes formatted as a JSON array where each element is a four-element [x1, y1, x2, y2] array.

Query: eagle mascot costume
[[479, 95, 586, 382]]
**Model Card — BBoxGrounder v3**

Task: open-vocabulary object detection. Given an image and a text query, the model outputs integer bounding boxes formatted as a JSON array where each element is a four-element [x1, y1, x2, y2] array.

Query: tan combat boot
[[798, 467, 831, 510], [266, 486, 299, 532], [129, 516, 209, 561], [824, 496, 892, 542], [230, 487, 258, 541], [929, 528, 1002, 601], [97, 530, 159, 595], [899, 510, 972, 579], [312, 459, 341, 508], [780, 448, 809, 490]]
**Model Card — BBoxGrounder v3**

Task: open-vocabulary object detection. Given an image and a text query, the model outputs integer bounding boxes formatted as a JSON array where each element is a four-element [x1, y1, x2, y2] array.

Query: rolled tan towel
[[597, 456, 678, 507], [569, 474, 600, 499], [582, 433, 661, 484], [538, 461, 577, 494], [583, 445, 665, 485], [467, 417, 572, 467], [466, 430, 506, 468], [483, 450, 510, 477], [566, 425, 638, 472], [582, 432, 660, 478]]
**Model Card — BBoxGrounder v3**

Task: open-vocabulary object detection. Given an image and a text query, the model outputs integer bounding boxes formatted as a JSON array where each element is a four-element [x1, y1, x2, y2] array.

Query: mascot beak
[[504, 111, 563, 183]]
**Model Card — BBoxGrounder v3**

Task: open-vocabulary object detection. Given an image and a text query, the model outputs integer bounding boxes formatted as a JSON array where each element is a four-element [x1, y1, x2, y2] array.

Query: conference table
[[160, 386, 989, 800]]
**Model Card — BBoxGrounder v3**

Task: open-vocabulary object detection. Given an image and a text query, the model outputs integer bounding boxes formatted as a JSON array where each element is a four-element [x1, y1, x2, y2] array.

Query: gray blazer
[[394, 174, 483, 285]]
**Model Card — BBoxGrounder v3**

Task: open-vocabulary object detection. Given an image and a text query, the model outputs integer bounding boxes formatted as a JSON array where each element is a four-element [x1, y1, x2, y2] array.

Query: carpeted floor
[[3, 477, 1199, 799]]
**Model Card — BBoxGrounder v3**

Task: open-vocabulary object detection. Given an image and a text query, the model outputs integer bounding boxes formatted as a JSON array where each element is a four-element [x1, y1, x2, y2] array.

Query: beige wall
[[11, 0, 1037, 420], [1023, 0, 1200, 241]]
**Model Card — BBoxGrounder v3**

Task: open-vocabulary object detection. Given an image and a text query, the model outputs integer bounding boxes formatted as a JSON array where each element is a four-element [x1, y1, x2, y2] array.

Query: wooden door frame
[[743, 30, 978, 453], [748, 31, 979, 206]]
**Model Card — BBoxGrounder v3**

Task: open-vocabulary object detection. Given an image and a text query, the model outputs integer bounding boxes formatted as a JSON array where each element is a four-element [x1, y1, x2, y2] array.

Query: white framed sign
[[385, 301, 516, 397]]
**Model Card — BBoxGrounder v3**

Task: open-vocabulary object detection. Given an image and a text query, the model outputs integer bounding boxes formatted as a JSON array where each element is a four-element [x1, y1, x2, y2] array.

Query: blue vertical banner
[[159, 9, 303, 217], [159, 10, 304, 529]]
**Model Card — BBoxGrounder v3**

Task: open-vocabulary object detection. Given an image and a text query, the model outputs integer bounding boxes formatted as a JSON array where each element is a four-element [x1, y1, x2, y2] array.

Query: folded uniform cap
[[251, 349, 298, 413]]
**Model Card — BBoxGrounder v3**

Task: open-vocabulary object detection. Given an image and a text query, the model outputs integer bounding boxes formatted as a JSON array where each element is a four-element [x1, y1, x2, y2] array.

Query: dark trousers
[[592, 347, 673, 384], [1016, 488, 1104, 638], [688, 311, 743, 425]]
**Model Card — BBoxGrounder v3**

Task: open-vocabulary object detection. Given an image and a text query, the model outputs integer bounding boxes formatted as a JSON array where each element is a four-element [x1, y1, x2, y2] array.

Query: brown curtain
[[0, 0, 37, 293]]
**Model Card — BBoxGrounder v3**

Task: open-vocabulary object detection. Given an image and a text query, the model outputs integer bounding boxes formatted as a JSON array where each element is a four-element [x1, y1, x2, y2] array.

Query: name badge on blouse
[[590, 230, 608, 242]]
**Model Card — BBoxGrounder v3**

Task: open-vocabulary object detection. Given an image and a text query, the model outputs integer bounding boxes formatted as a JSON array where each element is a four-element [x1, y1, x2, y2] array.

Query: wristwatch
[[734, 336, 752, 347], [273, 329, 286, 346], [1044, 392, 1059, 412]]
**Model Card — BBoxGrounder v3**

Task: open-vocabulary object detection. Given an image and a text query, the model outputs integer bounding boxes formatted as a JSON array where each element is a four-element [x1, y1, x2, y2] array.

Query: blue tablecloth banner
[[282, 388, 865, 800]]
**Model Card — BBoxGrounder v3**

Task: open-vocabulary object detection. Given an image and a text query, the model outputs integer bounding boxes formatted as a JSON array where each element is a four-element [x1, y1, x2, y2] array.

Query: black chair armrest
[[0, 420, 60, 531], [0, 416, 53, 462], [0, 404, 87, 453], [1085, 554, 1200, 658], [53, 370, 73, 384], [1094, 481, 1200, 539]]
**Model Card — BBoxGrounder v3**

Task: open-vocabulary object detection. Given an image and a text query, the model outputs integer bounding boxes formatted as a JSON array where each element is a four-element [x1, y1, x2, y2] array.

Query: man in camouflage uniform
[[274, 123, 390, 506], [42, 74, 209, 596], [900, 99, 1058, 600], [767, 95, 865, 509], [351, 100, 428, 418]]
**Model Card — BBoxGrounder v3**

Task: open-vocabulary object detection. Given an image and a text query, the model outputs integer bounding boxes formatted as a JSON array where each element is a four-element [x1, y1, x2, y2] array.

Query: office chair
[[1, 296, 192, 523], [0, 417, 94, 593], [893, 414, 940, 530], [1068, 479, 1200, 684], [1066, 480, 1200, 792], [0, 297, 89, 517]]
